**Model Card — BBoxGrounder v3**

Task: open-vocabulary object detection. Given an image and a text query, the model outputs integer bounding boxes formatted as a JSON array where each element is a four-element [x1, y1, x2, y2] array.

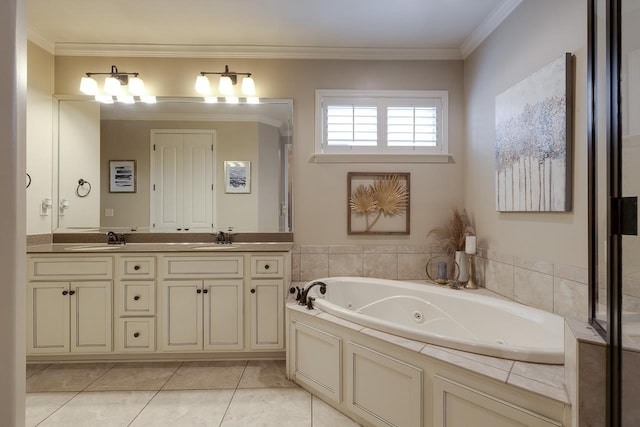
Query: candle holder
[[426, 255, 460, 287], [465, 254, 478, 289]]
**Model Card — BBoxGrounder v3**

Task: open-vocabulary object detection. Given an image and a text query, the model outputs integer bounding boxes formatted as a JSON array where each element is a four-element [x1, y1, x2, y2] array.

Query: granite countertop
[[27, 242, 293, 253]]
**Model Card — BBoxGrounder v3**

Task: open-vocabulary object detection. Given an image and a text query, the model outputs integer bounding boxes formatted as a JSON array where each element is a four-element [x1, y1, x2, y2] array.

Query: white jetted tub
[[303, 277, 564, 364]]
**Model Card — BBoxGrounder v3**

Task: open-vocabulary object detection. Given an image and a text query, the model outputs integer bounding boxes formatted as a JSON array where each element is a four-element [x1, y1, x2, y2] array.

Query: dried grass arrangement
[[349, 174, 409, 232], [428, 207, 474, 254]]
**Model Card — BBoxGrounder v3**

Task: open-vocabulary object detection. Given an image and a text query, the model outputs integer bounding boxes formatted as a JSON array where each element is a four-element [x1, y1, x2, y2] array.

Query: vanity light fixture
[[80, 65, 155, 103], [195, 65, 257, 101]]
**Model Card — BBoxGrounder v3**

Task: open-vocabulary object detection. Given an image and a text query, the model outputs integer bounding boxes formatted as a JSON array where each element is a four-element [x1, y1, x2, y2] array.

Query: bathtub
[[304, 277, 565, 364]]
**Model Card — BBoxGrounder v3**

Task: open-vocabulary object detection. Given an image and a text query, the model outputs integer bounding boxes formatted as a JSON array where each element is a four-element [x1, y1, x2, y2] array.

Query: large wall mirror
[[54, 96, 293, 234]]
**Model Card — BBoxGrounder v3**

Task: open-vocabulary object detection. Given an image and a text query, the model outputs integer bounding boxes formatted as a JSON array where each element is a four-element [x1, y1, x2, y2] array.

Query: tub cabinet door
[[432, 376, 562, 427], [345, 342, 423, 427], [291, 321, 342, 403]]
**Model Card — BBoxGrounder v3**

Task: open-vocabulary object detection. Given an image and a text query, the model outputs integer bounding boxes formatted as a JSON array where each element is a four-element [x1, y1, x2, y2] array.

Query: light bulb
[[141, 95, 157, 104], [247, 96, 260, 104], [128, 76, 145, 96], [195, 75, 211, 95], [241, 77, 255, 96], [104, 76, 122, 96], [219, 76, 234, 95], [80, 77, 98, 95]]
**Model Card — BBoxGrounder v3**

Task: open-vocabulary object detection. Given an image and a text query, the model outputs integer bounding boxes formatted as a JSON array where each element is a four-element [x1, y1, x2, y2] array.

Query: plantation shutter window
[[326, 105, 378, 147], [316, 90, 448, 157]]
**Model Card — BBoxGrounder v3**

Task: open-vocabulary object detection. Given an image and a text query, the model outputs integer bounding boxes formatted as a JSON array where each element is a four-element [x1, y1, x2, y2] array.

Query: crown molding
[[53, 43, 463, 60], [460, 0, 523, 59], [27, 28, 55, 54]]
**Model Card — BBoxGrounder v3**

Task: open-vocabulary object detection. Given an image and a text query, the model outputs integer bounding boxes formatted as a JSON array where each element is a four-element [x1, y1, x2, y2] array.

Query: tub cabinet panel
[[432, 376, 562, 427], [346, 341, 423, 427], [291, 321, 342, 403]]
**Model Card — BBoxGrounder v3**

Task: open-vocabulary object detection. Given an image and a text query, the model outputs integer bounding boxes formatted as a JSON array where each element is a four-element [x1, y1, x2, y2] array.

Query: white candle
[[465, 235, 476, 254]]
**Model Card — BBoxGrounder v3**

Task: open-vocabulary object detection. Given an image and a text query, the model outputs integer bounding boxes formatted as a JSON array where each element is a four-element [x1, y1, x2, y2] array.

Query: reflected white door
[[151, 130, 215, 231]]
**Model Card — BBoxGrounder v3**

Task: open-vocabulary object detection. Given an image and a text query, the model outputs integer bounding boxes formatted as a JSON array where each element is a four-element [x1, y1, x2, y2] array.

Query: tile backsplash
[[292, 244, 589, 320]]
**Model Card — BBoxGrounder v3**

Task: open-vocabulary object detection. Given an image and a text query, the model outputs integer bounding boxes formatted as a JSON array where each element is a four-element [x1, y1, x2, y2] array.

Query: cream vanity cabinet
[[114, 256, 157, 352], [159, 255, 245, 351], [27, 256, 113, 354], [249, 255, 285, 350]]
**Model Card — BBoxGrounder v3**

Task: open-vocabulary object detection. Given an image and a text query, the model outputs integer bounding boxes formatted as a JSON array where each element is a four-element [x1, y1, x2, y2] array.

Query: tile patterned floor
[[26, 360, 361, 427]]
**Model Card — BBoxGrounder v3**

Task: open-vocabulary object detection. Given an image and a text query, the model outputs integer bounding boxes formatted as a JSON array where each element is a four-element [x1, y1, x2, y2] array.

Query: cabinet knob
[[62, 290, 68, 295], [69, 290, 76, 296], [251, 288, 256, 294], [133, 295, 141, 301], [197, 289, 202, 294], [203, 289, 208, 294], [133, 332, 140, 338], [134, 265, 141, 271], [264, 264, 270, 270]]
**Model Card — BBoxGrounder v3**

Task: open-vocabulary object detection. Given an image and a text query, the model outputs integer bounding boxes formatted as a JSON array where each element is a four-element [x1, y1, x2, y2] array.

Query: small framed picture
[[109, 160, 136, 193], [224, 161, 251, 193]]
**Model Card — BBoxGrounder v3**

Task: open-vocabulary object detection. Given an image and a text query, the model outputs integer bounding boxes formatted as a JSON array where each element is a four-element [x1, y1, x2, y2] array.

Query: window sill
[[309, 153, 452, 164]]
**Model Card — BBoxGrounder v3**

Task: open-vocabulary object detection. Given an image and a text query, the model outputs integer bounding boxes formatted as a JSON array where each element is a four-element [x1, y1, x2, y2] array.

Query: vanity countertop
[[27, 242, 293, 254]]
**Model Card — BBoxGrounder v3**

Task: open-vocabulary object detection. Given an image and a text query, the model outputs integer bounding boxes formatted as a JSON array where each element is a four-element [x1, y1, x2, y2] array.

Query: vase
[[454, 251, 469, 283]]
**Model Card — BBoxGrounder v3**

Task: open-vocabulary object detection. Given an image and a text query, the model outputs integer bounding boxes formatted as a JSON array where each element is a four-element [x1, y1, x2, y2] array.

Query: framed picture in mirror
[[109, 160, 136, 193], [224, 161, 251, 193]]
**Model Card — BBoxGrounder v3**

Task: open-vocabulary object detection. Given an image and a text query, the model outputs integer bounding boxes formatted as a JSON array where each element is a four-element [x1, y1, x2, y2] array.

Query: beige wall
[[1, 0, 26, 424], [26, 41, 54, 234], [54, 57, 466, 244], [464, 0, 588, 269]]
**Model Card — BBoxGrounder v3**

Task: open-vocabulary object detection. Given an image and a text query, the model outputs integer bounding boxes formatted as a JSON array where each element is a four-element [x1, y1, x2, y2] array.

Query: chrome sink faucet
[[215, 227, 234, 244]]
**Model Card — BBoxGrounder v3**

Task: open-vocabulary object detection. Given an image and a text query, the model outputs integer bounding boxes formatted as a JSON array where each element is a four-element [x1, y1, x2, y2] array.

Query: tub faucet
[[299, 281, 327, 310]]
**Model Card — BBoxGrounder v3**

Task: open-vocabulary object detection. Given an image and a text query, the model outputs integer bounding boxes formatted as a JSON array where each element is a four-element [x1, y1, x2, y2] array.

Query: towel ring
[[76, 179, 92, 198], [26, 173, 31, 189]]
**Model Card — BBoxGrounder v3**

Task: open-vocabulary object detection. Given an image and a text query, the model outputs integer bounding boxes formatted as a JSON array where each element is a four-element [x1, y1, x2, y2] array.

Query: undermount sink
[[64, 245, 121, 251]]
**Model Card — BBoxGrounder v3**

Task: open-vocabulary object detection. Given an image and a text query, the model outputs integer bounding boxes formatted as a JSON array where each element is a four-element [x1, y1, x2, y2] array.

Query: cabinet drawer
[[116, 318, 155, 352], [163, 256, 243, 278], [28, 257, 113, 280], [117, 281, 156, 316], [119, 257, 155, 279], [250, 256, 284, 278]]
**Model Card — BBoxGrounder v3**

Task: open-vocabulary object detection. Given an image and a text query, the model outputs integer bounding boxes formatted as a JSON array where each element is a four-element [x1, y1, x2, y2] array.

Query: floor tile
[[312, 396, 361, 427], [25, 392, 76, 427], [129, 389, 234, 426], [26, 364, 50, 379], [26, 363, 115, 392], [221, 388, 311, 426], [162, 360, 247, 390], [86, 362, 181, 391], [37, 391, 155, 427], [237, 360, 296, 388]]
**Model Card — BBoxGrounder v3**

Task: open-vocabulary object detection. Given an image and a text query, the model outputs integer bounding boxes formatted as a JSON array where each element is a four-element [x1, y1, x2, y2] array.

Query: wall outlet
[[104, 208, 114, 217]]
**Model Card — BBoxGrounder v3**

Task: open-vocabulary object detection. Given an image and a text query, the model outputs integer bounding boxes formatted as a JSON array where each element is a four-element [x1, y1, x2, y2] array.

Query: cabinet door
[[203, 279, 243, 350], [27, 282, 70, 354], [71, 281, 112, 353], [249, 279, 284, 350], [161, 280, 203, 351]]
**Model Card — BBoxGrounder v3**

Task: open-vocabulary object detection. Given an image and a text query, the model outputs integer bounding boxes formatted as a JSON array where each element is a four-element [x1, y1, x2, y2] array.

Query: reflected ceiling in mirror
[[54, 96, 293, 234]]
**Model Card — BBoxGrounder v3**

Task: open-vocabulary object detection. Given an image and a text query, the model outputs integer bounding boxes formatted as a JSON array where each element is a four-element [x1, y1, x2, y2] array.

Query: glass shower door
[[620, 1, 640, 424]]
